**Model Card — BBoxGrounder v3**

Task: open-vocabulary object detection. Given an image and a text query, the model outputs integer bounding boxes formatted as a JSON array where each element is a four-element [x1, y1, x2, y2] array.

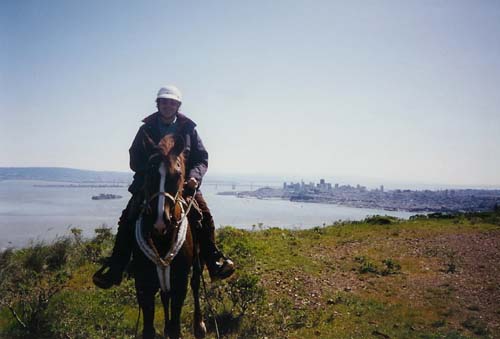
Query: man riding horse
[[94, 85, 235, 288]]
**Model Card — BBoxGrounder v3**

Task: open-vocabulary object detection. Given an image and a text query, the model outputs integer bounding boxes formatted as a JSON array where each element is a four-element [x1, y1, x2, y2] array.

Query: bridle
[[142, 153, 185, 229], [148, 191, 179, 206], [135, 151, 197, 292], [146, 191, 182, 225], [146, 190, 197, 229]]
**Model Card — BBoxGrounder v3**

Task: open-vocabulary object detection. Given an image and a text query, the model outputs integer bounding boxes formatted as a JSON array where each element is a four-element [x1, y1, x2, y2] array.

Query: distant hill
[[0, 167, 132, 183]]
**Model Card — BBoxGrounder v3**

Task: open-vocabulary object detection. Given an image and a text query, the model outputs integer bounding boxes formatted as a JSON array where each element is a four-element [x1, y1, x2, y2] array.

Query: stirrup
[[92, 262, 122, 289], [209, 257, 235, 282]]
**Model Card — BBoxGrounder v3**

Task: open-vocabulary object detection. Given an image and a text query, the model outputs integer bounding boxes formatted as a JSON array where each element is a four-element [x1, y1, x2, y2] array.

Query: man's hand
[[186, 177, 198, 190]]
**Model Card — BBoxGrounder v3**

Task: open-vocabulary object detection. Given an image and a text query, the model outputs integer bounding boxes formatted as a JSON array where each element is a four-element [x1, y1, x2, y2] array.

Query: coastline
[[220, 185, 500, 214]]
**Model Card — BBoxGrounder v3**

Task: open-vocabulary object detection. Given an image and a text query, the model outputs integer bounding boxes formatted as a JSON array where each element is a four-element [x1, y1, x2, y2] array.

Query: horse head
[[143, 133, 185, 236]]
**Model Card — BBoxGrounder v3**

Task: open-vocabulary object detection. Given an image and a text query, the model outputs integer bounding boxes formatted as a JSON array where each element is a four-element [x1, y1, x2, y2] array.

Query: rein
[[135, 180, 198, 292], [147, 191, 178, 205]]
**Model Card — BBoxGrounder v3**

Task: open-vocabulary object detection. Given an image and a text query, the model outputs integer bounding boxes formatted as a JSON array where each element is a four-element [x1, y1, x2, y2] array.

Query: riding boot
[[93, 193, 143, 289], [194, 192, 235, 281]]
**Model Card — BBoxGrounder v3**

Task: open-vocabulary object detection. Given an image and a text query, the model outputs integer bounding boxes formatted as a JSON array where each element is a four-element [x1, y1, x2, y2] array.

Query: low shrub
[[0, 239, 72, 337], [354, 256, 401, 275], [356, 256, 378, 274], [461, 316, 489, 336], [364, 215, 399, 225], [381, 258, 402, 275]]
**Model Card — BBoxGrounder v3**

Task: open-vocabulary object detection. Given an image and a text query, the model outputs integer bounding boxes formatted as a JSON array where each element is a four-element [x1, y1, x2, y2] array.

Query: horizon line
[[1, 166, 500, 189]]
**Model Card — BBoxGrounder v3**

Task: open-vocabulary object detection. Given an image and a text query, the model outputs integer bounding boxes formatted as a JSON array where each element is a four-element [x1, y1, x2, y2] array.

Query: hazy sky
[[1, 1, 499, 187]]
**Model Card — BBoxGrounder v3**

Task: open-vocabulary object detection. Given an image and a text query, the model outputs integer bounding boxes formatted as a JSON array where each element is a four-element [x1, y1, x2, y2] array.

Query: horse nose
[[154, 219, 168, 235]]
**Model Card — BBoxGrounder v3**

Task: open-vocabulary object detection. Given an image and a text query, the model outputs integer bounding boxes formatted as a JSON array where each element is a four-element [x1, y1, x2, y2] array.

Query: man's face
[[157, 98, 181, 122]]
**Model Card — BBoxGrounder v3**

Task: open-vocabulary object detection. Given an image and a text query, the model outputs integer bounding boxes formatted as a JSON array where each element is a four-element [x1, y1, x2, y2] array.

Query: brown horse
[[132, 133, 206, 339]]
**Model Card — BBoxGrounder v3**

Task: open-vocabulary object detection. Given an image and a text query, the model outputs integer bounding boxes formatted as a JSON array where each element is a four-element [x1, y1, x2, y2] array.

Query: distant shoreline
[[0, 167, 132, 184], [33, 184, 127, 188], [219, 185, 500, 214]]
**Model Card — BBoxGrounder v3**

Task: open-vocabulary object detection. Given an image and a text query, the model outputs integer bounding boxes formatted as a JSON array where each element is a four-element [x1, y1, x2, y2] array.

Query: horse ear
[[172, 135, 185, 157]]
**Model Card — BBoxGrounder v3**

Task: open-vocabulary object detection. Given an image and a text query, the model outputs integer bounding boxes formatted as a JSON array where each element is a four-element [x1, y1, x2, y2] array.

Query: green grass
[[1, 211, 499, 338]]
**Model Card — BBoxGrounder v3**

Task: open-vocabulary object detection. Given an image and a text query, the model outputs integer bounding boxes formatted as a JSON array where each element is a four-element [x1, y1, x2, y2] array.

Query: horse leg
[[136, 286, 156, 339], [165, 272, 189, 339], [191, 258, 206, 339], [160, 290, 170, 337]]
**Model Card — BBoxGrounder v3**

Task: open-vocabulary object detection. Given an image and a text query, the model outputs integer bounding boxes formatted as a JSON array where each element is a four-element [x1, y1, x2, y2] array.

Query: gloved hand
[[186, 177, 198, 190]]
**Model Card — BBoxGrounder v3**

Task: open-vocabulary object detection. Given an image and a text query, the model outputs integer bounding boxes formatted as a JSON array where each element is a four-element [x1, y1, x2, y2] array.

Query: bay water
[[0, 180, 414, 249]]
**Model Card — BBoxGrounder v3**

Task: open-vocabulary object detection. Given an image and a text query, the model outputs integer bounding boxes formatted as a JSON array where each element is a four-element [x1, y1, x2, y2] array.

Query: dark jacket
[[128, 112, 208, 194]]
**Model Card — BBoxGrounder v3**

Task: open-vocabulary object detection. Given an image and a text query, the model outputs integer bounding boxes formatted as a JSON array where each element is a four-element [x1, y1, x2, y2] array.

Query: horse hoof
[[165, 327, 181, 339], [194, 321, 207, 339], [142, 329, 156, 339]]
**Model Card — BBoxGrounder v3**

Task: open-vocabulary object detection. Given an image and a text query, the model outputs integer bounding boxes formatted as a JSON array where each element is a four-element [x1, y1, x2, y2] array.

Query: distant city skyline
[[2, 166, 499, 191], [2, 1, 499, 187]]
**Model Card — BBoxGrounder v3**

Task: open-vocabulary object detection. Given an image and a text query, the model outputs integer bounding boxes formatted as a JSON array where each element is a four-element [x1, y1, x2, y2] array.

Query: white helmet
[[156, 85, 182, 103]]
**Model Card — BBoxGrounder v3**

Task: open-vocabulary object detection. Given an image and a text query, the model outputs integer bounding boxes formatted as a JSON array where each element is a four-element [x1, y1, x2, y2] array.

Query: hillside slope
[[1, 212, 499, 338]]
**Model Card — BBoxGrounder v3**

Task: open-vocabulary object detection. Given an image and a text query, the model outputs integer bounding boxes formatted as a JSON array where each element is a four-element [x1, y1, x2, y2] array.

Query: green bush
[[204, 227, 268, 337], [48, 287, 134, 339], [217, 227, 257, 267], [381, 258, 401, 275], [0, 239, 72, 337], [354, 256, 401, 275], [202, 272, 266, 338], [0, 228, 138, 339], [354, 256, 378, 274], [364, 215, 399, 225], [71, 225, 115, 265]]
